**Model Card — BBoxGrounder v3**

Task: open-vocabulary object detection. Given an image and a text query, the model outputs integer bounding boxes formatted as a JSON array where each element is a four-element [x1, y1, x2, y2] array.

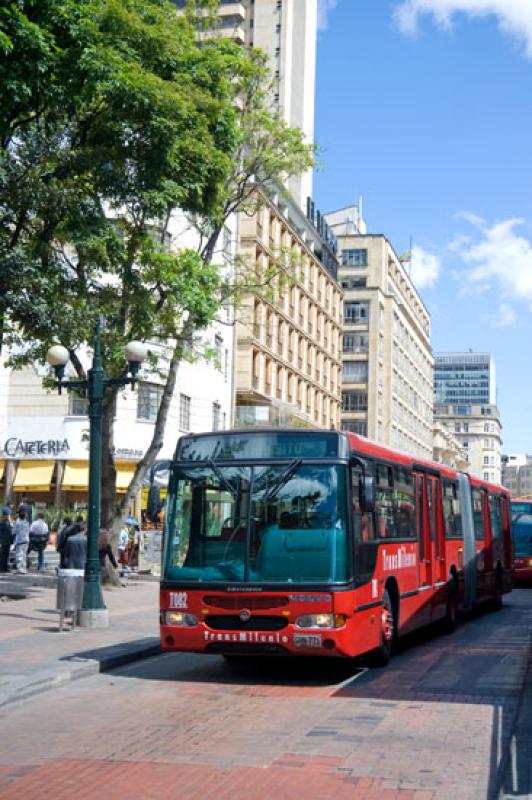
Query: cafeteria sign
[[4, 437, 70, 457]]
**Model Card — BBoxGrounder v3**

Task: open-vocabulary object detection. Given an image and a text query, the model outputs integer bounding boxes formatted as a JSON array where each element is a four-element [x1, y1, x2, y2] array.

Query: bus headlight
[[295, 613, 346, 629], [164, 611, 199, 627]]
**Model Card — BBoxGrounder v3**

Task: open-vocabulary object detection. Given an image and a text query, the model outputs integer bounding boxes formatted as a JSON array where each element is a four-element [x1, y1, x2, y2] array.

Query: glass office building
[[434, 353, 495, 406]]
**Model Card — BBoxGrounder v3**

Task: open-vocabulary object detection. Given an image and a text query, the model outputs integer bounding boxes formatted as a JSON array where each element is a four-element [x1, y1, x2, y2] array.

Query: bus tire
[[373, 589, 395, 666], [442, 579, 458, 634]]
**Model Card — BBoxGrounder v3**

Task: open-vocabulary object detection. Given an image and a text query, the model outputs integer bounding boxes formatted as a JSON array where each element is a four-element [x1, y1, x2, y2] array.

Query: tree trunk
[[100, 390, 123, 586], [115, 336, 187, 529]]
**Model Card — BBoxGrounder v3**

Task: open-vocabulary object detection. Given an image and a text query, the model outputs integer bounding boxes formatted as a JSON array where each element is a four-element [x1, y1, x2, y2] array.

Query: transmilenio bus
[[160, 429, 513, 664], [511, 499, 532, 582]]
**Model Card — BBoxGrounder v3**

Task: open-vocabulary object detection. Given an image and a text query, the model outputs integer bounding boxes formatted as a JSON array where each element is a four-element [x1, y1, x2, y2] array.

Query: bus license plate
[[293, 634, 321, 649]]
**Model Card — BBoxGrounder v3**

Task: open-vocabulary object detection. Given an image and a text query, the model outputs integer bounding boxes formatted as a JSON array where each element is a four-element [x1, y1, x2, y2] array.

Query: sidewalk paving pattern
[[0, 571, 531, 800]]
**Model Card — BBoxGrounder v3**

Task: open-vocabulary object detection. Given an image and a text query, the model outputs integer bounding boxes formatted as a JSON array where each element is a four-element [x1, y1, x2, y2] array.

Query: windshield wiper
[[207, 458, 238, 496], [263, 458, 303, 500]]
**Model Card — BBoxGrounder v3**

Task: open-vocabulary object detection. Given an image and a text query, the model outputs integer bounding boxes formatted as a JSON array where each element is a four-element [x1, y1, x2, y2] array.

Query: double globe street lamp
[[46, 318, 147, 628]]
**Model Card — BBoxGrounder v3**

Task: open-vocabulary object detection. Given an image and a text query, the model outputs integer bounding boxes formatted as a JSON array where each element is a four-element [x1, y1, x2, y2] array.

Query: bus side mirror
[[360, 476, 376, 513]]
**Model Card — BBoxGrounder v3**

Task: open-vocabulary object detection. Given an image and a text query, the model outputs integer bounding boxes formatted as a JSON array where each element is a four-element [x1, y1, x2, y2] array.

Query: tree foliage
[[0, 0, 314, 541]]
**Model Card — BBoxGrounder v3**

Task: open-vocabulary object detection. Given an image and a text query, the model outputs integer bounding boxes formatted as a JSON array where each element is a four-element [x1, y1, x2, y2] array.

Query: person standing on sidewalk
[[13, 510, 30, 574], [0, 509, 12, 572], [17, 496, 33, 524], [63, 519, 87, 570], [28, 513, 50, 572], [98, 528, 118, 579]]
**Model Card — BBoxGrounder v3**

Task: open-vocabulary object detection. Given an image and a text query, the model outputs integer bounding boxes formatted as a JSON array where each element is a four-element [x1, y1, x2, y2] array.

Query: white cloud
[[452, 214, 532, 317], [394, 0, 532, 58], [318, 0, 337, 31], [489, 302, 517, 327], [410, 244, 441, 288]]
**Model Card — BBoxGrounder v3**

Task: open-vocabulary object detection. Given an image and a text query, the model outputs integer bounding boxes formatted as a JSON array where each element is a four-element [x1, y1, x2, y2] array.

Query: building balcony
[[234, 402, 313, 430]]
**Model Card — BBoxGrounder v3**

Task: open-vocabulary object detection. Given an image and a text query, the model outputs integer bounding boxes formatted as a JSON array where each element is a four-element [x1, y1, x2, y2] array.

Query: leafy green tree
[[0, 0, 313, 554]]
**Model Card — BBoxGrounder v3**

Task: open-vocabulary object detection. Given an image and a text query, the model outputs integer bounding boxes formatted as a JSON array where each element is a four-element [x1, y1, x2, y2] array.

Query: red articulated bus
[[160, 429, 513, 665]]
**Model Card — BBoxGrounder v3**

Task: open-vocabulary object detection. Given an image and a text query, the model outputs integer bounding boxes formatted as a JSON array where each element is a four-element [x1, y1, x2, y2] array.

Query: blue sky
[[314, 0, 532, 454]]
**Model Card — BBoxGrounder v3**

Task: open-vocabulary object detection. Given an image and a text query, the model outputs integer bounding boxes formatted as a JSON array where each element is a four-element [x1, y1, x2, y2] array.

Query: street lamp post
[[46, 318, 147, 628]]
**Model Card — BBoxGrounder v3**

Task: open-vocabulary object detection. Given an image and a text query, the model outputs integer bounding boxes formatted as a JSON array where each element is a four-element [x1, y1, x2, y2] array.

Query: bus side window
[[375, 464, 397, 539], [393, 465, 416, 539], [472, 488, 485, 540], [489, 494, 503, 540], [443, 481, 462, 539], [351, 465, 375, 543]]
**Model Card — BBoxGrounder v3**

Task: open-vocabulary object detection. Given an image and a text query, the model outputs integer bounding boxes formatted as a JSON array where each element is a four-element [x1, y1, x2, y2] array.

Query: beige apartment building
[[434, 404, 502, 484], [325, 207, 434, 459], [174, 0, 317, 210], [234, 189, 343, 429]]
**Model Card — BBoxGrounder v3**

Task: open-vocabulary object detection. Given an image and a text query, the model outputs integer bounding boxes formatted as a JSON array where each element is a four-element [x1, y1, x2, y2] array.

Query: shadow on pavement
[[108, 592, 532, 800]]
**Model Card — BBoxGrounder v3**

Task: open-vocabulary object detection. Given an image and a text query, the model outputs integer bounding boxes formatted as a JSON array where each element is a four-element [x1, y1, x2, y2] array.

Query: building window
[[342, 420, 367, 435], [484, 472, 490, 481], [342, 249, 367, 267], [342, 390, 368, 412], [69, 392, 89, 417], [212, 402, 222, 431], [179, 394, 191, 432], [222, 226, 231, 260], [463, 423, 469, 433], [215, 334, 223, 368], [341, 277, 367, 290], [342, 361, 368, 383], [344, 301, 369, 323], [484, 456, 489, 465], [454, 423, 461, 433], [137, 382, 163, 422], [343, 333, 368, 353]]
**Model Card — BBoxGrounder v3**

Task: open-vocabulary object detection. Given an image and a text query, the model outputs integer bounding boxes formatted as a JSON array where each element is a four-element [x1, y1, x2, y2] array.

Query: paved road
[[1, 590, 531, 799]]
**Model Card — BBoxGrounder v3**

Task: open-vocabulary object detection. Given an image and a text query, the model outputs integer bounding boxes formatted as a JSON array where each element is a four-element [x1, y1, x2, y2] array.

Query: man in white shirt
[[28, 513, 49, 572]]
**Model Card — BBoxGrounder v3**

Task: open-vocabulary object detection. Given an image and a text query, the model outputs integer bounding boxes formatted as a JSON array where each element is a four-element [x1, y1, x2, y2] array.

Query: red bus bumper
[[159, 589, 380, 658], [514, 558, 532, 582]]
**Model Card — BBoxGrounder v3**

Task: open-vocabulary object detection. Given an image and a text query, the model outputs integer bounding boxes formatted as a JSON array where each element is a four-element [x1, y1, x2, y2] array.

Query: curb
[[498, 636, 532, 799], [0, 637, 161, 709]]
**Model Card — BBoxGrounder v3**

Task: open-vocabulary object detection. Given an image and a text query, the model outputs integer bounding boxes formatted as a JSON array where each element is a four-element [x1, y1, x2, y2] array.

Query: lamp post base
[[77, 608, 109, 628]]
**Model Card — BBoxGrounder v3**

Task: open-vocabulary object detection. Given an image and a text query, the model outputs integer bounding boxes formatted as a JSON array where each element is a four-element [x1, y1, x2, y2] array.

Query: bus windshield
[[162, 462, 349, 585], [512, 513, 532, 557]]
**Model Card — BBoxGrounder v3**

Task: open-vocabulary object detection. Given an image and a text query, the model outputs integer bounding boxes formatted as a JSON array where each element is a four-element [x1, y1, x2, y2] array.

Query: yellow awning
[[13, 460, 55, 492], [62, 461, 89, 491], [116, 463, 136, 492]]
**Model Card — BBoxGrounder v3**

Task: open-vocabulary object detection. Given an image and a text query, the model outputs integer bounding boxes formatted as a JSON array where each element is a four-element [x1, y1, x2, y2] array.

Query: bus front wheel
[[373, 589, 395, 666]]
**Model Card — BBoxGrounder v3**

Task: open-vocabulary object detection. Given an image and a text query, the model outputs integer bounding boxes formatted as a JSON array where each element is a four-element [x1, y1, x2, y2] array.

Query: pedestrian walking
[[0, 509, 12, 572], [13, 510, 30, 574], [27, 513, 50, 572], [62, 519, 87, 570], [98, 528, 118, 578], [118, 525, 130, 575]]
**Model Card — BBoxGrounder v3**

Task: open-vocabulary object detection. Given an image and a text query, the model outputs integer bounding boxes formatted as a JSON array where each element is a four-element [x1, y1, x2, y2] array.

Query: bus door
[[428, 475, 446, 585], [414, 472, 432, 587], [428, 474, 447, 619], [471, 487, 489, 599]]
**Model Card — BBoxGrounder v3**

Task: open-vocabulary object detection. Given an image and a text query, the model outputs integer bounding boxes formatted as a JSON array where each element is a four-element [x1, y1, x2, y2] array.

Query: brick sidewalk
[[1, 591, 531, 799], [0, 573, 160, 706]]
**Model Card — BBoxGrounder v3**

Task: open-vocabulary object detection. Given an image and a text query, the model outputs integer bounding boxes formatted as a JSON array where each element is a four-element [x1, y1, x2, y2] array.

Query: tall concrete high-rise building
[[434, 353, 502, 484], [324, 205, 434, 459], [174, 0, 317, 210]]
